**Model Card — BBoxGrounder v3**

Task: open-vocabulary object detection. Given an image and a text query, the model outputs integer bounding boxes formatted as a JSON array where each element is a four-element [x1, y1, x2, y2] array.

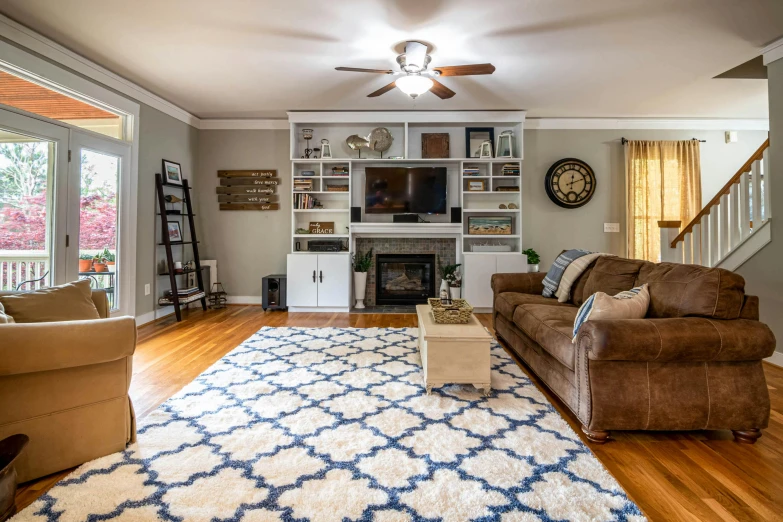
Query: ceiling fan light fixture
[[395, 75, 433, 99]]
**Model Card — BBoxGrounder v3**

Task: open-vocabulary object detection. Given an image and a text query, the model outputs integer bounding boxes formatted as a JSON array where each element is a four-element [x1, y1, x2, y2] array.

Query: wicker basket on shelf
[[427, 298, 474, 324]]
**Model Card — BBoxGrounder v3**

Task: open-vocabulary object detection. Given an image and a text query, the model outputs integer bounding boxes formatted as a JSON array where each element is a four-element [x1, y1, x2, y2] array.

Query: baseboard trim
[[226, 296, 263, 305], [289, 306, 350, 313], [765, 351, 783, 369], [135, 306, 175, 326]]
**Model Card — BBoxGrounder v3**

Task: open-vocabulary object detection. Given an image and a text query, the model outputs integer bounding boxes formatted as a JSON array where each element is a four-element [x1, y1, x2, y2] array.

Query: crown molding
[[525, 118, 769, 130], [199, 119, 289, 130], [762, 37, 783, 65], [0, 14, 200, 128]]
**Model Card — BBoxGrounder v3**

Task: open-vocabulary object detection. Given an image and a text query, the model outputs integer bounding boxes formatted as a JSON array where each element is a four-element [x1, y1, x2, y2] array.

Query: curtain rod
[[621, 137, 706, 145]]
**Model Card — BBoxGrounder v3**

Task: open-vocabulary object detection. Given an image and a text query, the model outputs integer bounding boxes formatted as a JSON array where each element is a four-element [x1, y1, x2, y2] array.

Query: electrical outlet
[[604, 223, 620, 233], [144, 284, 151, 296]]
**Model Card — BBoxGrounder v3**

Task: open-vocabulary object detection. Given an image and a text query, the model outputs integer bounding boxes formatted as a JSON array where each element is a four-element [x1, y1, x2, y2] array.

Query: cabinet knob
[[319, 271, 323, 283], [312, 270, 316, 283]]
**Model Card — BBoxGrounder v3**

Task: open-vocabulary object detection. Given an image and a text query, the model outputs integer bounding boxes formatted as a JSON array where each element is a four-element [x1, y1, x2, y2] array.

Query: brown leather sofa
[[491, 256, 776, 444], [0, 289, 137, 482]]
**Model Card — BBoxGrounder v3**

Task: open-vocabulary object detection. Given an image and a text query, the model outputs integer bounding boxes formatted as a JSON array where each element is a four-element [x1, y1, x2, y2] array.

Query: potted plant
[[93, 253, 108, 273], [102, 248, 116, 271], [78, 253, 93, 273], [448, 269, 462, 300], [351, 248, 373, 309], [438, 258, 461, 299], [522, 248, 540, 273]]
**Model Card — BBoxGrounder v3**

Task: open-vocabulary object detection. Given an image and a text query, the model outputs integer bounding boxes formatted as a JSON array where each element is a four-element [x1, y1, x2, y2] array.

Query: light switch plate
[[604, 223, 620, 233], [145, 283, 151, 296]]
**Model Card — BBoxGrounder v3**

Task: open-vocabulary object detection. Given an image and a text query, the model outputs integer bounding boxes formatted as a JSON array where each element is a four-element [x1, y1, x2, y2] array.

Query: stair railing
[[660, 138, 770, 267]]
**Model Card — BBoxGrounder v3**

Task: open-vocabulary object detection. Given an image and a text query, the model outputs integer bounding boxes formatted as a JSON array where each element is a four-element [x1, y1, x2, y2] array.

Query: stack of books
[[463, 167, 481, 177], [331, 166, 349, 176], [294, 179, 313, 192], [294, 193, 318, 209], [502, 163, 520, 176], [158, 286, 205, 305]]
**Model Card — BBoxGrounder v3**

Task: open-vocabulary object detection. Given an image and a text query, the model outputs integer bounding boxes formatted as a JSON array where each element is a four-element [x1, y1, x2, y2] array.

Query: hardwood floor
[[15, 306, 783, 521]]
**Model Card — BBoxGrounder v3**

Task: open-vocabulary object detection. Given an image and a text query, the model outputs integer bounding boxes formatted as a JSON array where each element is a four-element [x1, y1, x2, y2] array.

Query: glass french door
[[66, 131, 131, 314], [0, 107, 69, 291]]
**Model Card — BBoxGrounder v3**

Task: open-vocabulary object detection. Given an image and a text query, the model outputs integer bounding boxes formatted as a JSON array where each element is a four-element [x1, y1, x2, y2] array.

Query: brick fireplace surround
[[355, 238, 457, 307]]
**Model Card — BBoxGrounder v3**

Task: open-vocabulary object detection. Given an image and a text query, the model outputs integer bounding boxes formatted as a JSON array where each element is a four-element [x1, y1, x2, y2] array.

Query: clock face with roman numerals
[[544, 158, 596, 209]]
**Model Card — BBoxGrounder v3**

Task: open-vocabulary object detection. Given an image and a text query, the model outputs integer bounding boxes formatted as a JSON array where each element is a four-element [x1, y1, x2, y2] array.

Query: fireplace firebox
[[375, 254, 436, 305]]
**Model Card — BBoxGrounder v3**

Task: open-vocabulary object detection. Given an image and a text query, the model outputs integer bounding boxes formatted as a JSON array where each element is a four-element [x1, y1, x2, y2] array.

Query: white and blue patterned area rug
[[16, 327, 645, 522]]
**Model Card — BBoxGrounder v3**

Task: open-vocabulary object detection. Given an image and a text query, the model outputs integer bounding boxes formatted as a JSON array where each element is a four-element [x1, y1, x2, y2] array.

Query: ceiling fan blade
[[368, 81, 397, 97], [336, 67, 394, 74], [433, 63, 496, 76], [429, 79, 456, 99], [405, 41, 428, 70]]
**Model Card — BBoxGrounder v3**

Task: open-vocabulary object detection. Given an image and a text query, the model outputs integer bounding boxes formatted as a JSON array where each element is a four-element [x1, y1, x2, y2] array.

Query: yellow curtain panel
[[625, 140, 701, 262]]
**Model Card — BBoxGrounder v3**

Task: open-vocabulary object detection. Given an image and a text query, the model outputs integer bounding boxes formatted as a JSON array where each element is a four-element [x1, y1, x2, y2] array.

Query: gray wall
[[736, 58, 782, 352], [523, 129, 769, 267], [195, 130, 290, 299], [136, 104, 199, 316]]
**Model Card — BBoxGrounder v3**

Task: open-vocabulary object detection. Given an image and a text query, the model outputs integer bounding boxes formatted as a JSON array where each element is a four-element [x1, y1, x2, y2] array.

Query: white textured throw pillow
[[572, 284, 650, 342], [0, 301, 14, 324], [555, 253, 607, 303]]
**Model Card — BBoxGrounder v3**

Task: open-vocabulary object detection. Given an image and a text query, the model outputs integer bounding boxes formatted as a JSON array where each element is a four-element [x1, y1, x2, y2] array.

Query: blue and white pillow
[[572, 285, 649, 342], [541, 249, 592, 297]]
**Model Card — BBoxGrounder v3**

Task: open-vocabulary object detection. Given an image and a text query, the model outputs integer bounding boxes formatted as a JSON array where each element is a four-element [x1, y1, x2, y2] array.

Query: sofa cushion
[[495, 292, 572, 322], [0, 301, 14, 324], [512, 304, 578, 370], [0, 279, 100, 323], [635, 262, 745, 319], [569, 263, 595, 306], [583, 256, 646, 299]]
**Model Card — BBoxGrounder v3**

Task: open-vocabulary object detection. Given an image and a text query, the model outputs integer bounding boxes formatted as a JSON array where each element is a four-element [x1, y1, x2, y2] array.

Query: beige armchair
[[0, 290, 137, 482]]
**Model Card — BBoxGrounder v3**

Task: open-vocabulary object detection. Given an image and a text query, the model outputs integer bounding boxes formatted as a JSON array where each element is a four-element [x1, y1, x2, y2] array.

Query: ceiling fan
[[335, 41, 495, 100]]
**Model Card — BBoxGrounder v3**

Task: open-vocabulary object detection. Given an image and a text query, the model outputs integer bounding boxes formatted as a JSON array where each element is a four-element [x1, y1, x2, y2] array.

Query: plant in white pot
[[522, 248, 540, 273], [351, 248, 373, 309], [448, 269, 462, 300], [437, 258, 461, 300]]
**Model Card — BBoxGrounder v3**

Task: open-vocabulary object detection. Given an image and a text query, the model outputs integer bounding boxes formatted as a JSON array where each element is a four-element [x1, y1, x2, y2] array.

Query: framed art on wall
[[162, 159, 183, 186], [468, 216, 512, 235]]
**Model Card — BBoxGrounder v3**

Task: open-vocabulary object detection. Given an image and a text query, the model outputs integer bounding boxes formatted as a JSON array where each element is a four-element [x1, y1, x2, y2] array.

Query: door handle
[[319, 271, 323, 283], [312, 270, 316, 283]]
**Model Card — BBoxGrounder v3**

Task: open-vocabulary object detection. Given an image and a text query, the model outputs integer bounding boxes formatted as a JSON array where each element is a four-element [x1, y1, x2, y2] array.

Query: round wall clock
[[544, 158, 597, 209]]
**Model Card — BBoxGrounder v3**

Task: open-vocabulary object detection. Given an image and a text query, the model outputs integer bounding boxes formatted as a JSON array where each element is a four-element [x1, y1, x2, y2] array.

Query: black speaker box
[[351, 206, 361, 223], [393, 214, 419, 223], [451, 207, 462, 223], [262, 274, 287, 311]]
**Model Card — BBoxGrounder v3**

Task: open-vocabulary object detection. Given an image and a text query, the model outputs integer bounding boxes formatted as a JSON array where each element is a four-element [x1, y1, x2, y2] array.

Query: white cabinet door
[[463, 254, 497, 308], [287, 254, 319, 307], [496, 254, 529, 274], [316, 254, 350, 307]]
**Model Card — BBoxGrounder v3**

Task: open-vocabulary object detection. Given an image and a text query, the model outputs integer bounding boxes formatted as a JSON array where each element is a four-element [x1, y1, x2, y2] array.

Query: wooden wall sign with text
[[309, 221, 335, 234], [216, 169, 279, 210]]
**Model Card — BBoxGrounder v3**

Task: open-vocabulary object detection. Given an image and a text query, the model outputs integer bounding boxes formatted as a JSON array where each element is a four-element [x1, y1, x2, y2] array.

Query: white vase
[[449, 286, 461, 300], [527, 264, 539, 273], [354, 271, 367, 309], [439, 279, 449, 299]]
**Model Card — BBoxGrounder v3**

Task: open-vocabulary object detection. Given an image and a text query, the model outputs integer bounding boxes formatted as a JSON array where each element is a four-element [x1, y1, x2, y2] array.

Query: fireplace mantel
[[351, 223, 462, 238]]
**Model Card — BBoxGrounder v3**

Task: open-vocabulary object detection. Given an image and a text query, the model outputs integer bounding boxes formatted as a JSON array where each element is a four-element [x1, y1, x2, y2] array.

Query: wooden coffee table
[[415, 304, 492, 396]]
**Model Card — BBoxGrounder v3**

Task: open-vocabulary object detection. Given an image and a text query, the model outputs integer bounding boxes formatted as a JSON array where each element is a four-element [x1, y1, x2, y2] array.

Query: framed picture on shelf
[[468, 216, 512, 235], [467, 180, 486, 192], [465, 128, 494, 158], [167, 221, 183, 242], [162, 159, 183, 186]]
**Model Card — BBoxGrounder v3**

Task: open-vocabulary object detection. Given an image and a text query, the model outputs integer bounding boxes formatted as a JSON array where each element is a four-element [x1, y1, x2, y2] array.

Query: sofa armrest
[[491, 272, 546, 295], [0, 316, 137, 376], [577, 317, 776, 362]]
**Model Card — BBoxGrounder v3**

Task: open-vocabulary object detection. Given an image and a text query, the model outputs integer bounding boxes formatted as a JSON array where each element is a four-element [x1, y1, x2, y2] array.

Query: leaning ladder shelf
[[155, 173, 207, 321]]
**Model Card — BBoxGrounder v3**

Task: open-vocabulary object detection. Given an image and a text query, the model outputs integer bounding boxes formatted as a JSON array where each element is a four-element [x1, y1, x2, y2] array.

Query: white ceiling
[[2, 0, 781, 120]]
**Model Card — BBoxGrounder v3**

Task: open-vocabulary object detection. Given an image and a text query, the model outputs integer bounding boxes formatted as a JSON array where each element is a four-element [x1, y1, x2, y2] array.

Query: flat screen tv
[[365, 167, 447, 215]]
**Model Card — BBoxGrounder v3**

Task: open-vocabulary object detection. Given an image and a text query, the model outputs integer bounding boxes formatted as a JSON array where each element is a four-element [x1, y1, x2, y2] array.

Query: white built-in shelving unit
[[286, 111, 527, 311]]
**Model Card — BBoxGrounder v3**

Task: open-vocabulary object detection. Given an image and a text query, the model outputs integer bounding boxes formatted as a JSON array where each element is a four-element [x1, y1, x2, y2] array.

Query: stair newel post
[[155, 174, 182, 321], [183, 178, 207, 311], [658, 220, 682, 264]]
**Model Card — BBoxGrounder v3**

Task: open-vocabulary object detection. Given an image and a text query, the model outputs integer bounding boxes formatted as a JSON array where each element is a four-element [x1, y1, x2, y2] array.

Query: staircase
[[660, 139, 771, 270]]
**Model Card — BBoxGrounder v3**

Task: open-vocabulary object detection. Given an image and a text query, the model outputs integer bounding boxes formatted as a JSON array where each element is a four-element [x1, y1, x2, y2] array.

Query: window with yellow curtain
[[625, 140, 702, 262]]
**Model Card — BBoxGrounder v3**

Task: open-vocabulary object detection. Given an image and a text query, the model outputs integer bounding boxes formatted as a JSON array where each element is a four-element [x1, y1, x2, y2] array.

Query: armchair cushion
[[0, 279, 100, 323], [577, 317, 775, 362]]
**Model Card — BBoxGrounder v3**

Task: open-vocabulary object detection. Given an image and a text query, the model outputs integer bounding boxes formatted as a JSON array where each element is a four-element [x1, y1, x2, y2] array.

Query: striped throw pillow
[[572, 284, 650, 342]]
